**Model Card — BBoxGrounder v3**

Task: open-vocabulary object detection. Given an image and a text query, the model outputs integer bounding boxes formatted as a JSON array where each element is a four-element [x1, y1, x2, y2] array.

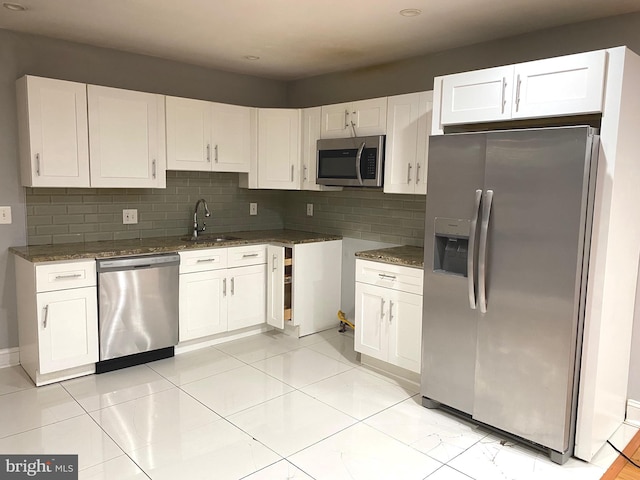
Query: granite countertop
[[10, 229, 342, 263], [355, 245, 424, 268]]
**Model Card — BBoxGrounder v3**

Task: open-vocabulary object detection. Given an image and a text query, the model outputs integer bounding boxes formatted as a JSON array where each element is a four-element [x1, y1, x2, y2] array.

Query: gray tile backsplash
[[25, 171, 285, 245], [25, 174, 426, 246]]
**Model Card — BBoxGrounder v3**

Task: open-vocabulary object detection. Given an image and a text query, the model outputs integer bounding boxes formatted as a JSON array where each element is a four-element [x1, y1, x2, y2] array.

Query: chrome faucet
[[192, 198, 211, 240]]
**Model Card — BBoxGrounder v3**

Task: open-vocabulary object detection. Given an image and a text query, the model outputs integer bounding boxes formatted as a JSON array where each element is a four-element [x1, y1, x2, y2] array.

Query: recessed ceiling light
[[399, 8, 421, 17], [3, 2, 27, 11], [243, 55, 260, 61]]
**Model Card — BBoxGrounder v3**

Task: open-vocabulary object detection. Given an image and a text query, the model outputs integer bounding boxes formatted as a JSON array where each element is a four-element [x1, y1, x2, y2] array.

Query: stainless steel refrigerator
[[421, 126, 598, 464]]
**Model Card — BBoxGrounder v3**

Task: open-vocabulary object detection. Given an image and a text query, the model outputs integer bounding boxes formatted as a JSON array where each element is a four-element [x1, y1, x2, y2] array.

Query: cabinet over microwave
[[316, 135, 385, 187]]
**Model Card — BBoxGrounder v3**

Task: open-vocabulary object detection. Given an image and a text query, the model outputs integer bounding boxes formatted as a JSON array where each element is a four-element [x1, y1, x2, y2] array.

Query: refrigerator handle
[[468, 189, 483, 309], [478, 190, 494, 314]]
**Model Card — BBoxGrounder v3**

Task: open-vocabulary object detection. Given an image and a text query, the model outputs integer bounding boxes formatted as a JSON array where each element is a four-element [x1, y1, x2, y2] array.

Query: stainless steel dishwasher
[[96, 253, 179, 372]]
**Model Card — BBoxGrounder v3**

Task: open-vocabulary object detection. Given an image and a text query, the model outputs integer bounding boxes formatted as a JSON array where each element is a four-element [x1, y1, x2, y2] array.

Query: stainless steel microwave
[[316, 135, 385, 187]]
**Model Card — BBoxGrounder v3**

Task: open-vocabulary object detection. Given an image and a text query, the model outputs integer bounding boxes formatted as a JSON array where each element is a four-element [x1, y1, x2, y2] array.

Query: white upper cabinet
[[257, 108, 301, 190], [512, 50, 606, 119], [301, 107, 341, 192], [320, 97, 387, 138], [440, 65, 514, 125], [166, 96, 211, 171], [166, 96, 253, 173], [88, 85, 166, 188], [436, 50, 607, 129], [16, 76, 90, 188], [384, 91, 432, 195]]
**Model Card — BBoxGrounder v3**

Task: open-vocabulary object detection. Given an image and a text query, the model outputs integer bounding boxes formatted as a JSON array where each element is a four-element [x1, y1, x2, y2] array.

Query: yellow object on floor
[[337, 310, 355, 331]]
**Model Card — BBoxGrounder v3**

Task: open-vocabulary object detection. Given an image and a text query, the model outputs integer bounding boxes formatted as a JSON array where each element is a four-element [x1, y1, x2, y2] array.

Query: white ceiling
[[1, 0, 639, 80]]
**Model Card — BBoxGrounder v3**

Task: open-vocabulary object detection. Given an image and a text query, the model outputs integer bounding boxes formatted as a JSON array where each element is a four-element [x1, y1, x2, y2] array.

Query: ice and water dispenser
[[433, 218, 470, 277]]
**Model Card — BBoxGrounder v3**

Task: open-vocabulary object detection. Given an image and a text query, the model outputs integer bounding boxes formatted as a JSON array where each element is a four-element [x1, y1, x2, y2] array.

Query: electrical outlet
[[306, 203, 313, 216], [250, 203, 258, 215], [0, 206, 12, 224], [122, 209, 138, 224]]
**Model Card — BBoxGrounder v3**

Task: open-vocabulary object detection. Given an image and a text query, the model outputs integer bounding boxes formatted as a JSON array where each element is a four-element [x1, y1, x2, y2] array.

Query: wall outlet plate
[[306, 203, 313, 216], [250, 203, 258, 215], [0, 206, 12, 224], [122, 209, 138, 224]]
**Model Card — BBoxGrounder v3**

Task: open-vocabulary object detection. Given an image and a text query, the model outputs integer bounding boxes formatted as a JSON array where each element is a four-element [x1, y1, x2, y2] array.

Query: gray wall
[[0, 28, 288, 350], [287, 12, 640, 106]]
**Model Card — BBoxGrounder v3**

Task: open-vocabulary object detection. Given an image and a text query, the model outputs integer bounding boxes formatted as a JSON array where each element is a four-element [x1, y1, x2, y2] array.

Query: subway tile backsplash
[[25, 172, 426, 247]]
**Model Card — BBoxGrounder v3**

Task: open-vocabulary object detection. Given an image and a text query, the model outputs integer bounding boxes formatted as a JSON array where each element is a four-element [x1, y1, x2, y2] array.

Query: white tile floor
[[0, 327, 634, 479]]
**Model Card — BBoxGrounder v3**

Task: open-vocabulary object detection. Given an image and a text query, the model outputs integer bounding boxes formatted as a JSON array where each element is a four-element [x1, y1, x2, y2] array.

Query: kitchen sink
[[180, 234, 240, 243]]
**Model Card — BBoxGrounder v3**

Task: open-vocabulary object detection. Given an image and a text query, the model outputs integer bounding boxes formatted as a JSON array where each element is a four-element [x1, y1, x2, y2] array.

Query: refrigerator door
[[473, 127, 594, 453], [421, 133, 486, 414]]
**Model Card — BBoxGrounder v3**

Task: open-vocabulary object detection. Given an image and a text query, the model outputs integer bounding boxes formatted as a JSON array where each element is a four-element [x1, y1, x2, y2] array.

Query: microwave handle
[[355, 141, 365, 186]]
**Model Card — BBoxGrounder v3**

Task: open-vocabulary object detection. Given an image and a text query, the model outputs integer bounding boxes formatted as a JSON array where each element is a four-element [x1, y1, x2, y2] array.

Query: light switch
[[306, 203, 313, 216], [0, 206, 11, 224], [250, 203, 258, 215]]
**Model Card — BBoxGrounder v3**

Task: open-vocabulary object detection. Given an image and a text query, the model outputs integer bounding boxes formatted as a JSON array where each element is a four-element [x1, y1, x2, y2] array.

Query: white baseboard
[[0, 347, 20, 369], [626, 399, 640, 427]]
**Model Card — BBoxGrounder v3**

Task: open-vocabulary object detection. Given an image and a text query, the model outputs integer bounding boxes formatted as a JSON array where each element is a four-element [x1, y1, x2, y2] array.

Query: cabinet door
[[384, 92, 431, 195], [387, 289, 423, 373], [166, 96, 211, 171], [301, 107, 322, 190], [351, 97, 387, 136], [88, 85, 166, 188], [440, 65, 514, 125], [512, 50, 606, 119], [354, 282, 388, 361], [266, 245, 284, 329], [211, 103, 252, 173], [320, 102, 351, 139], [36, 287, 98, 374], [16, 76, 90, 188], [179, 270, 227, 341], [227, 264, 267, 330], [257, 109, 301, 189]]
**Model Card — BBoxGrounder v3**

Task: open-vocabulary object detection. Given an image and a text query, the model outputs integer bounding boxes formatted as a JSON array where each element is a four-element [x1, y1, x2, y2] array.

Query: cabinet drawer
[[36, 260, 96, 292], [227, 244, 267, 267], [355, 259, 423, 295], [179, 248, 227, 273]]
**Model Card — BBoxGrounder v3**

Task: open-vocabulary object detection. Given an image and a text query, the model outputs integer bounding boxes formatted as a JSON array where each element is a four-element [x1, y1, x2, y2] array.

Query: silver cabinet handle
[[407, 164, 412, 183], [231, 277, 234, 295], [515, 74, 522, 112], [196, 258, 217, 263], [468, 189, 482, 310], [290, 165, 294, 182], [378, 273, 396, 280], [303, 165, 308, 182], [501, 77, 507, 114], [355, 141, 365, 186], [43, 304, 49, 329], [223, 277, 227, 297], [214, 144, 219, 163], [478, 189, 494, 314], [389, 300, 393, 323], [416, 163, 421, 184], [242, 253, 259, 258], [380, 298, 385, 320], [206, 144, 211, 162], [272, 254, 277, 272], [152, 159, 157, 179], [55, 273, 82, 280], [36, 153, 41, 176]]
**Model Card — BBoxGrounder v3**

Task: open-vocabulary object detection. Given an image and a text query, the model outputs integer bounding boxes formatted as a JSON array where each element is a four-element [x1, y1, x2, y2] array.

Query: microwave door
[[317, 148, 360, 185]]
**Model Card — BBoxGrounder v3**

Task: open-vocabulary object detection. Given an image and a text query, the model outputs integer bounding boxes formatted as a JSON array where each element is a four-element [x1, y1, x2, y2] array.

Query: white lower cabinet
[[354, 259, 423, 373], [179, 246, 266, 342], [15, 256, 99, 386], [267, 240, 342, 336]]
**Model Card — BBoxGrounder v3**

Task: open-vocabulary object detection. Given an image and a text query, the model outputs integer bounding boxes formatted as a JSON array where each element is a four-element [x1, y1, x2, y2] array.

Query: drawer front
[[36, 260, 97, 292], [355, 259, 423, 295], [179, 248, 228, 273], [227, 244, 267, 268]]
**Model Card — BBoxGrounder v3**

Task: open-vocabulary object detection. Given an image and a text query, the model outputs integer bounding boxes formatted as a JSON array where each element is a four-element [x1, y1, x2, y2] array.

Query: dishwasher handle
[[97, 253, 180, 273]]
